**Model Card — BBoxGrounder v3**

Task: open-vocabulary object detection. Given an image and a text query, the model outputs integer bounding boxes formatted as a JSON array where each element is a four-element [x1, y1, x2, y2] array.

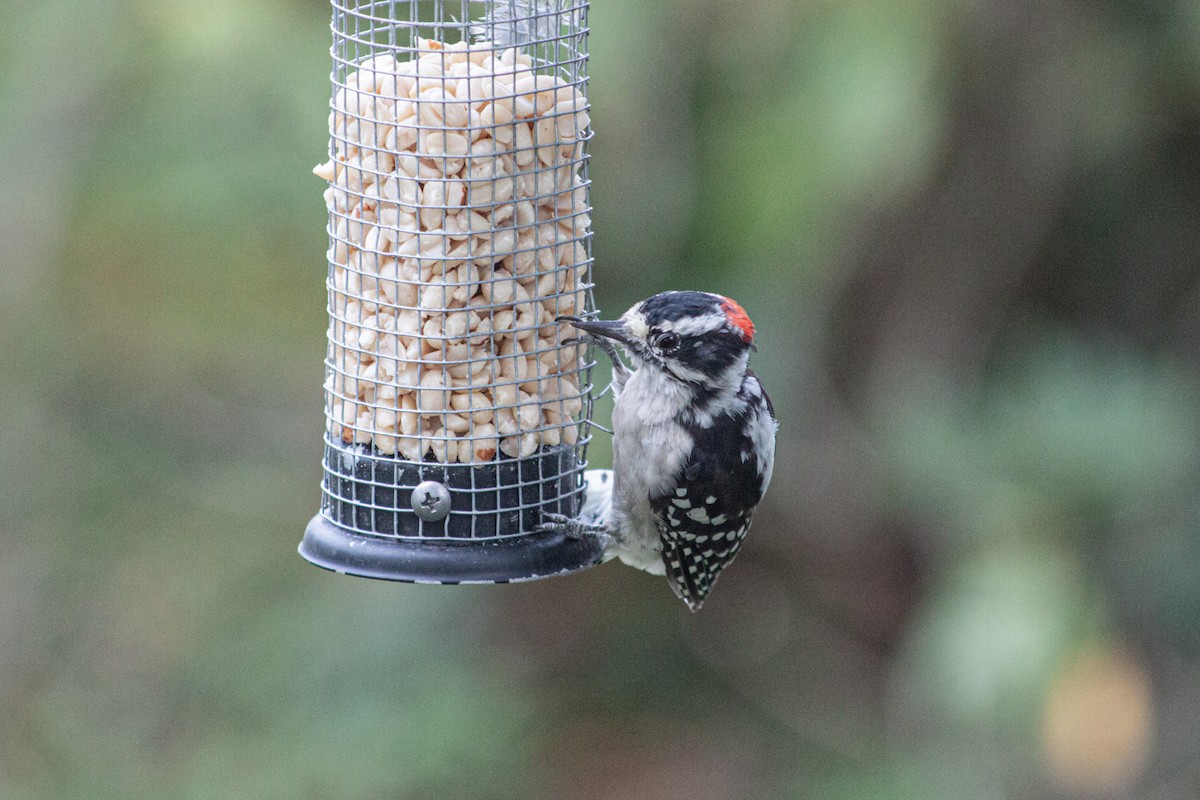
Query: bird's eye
[[656, 332, 681, 353]]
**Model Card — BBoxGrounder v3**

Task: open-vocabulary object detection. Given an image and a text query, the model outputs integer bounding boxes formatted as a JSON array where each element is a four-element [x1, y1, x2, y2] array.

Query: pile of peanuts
[[314, 38, 591, 463]]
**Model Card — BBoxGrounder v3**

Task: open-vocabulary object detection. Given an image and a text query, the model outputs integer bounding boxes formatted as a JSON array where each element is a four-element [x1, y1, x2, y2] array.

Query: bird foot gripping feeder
[[299, 0, 604, 583]]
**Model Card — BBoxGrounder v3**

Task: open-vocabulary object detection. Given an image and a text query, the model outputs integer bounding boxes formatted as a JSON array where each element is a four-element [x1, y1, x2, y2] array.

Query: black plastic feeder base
[[298, 441, 606, 584], [299, 514, 605, 584]]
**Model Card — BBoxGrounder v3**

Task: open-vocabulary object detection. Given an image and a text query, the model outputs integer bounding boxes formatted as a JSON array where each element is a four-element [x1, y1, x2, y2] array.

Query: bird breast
[[609, 369, 693, 536]]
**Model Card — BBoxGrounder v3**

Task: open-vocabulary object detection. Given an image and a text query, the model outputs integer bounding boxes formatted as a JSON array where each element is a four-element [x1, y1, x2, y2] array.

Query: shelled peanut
[[315, 38, 591, 463]]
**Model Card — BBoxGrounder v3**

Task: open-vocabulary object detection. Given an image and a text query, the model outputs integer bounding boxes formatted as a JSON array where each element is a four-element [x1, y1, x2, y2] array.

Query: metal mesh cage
[[299, 0, 603, 583]]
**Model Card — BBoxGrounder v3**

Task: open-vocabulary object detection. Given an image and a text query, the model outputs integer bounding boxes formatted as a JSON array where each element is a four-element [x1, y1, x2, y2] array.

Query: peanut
[[319, 40, 592, 462]]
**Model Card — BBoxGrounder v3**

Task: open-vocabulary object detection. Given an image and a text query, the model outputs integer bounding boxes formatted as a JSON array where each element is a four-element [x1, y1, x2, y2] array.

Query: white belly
[[604, 369, 693, 575]]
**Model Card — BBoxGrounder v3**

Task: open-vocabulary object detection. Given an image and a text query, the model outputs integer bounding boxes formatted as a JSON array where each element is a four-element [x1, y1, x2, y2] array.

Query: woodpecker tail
[[578, 469, 614, 528], [661, 539, 718, 612]]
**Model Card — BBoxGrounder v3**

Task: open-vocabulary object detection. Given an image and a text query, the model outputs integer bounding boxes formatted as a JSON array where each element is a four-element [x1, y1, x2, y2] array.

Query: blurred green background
[[4, 0, 1200, 797]]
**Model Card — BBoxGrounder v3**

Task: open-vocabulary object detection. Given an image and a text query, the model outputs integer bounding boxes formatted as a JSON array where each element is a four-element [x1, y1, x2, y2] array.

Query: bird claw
[[536, 512, 611, 544], [582, 335, 629, 394]]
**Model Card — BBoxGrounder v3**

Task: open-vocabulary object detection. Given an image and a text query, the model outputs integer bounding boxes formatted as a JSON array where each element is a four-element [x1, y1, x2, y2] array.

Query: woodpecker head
[[564, 291, 757, 391]]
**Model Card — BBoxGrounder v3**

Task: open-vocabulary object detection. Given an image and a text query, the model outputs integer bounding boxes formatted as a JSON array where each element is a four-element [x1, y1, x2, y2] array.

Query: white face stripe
[[659, 310, 728, 338], [624, 304, 730, 342]]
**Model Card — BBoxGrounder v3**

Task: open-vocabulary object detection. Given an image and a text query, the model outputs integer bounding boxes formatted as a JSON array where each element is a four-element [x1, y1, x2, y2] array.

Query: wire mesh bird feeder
[[299, 0, 603, 583]]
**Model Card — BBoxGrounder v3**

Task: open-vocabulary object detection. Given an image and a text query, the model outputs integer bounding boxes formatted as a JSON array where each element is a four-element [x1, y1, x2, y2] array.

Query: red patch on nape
[[720, 297, 755, 343]]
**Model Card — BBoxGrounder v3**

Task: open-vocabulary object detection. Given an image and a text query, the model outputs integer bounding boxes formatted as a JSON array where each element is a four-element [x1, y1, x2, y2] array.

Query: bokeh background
[[4, 0, 1200, 797]]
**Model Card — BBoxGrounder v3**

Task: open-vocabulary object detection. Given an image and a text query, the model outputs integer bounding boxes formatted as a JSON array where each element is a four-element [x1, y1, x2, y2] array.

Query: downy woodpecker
[[548, 291, 777, 611]]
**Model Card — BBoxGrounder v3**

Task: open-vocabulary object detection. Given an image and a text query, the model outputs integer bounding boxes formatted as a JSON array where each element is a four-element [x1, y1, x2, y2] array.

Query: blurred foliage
[[3, 0, 1200, 797]]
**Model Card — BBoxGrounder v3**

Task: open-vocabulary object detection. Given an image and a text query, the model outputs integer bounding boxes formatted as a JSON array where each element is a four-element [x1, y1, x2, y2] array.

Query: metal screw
[[410, 481, 452, 522]]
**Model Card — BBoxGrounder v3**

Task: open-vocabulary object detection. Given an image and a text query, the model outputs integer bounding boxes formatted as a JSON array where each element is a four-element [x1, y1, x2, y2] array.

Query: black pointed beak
[[557, 316, 635, 348]]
